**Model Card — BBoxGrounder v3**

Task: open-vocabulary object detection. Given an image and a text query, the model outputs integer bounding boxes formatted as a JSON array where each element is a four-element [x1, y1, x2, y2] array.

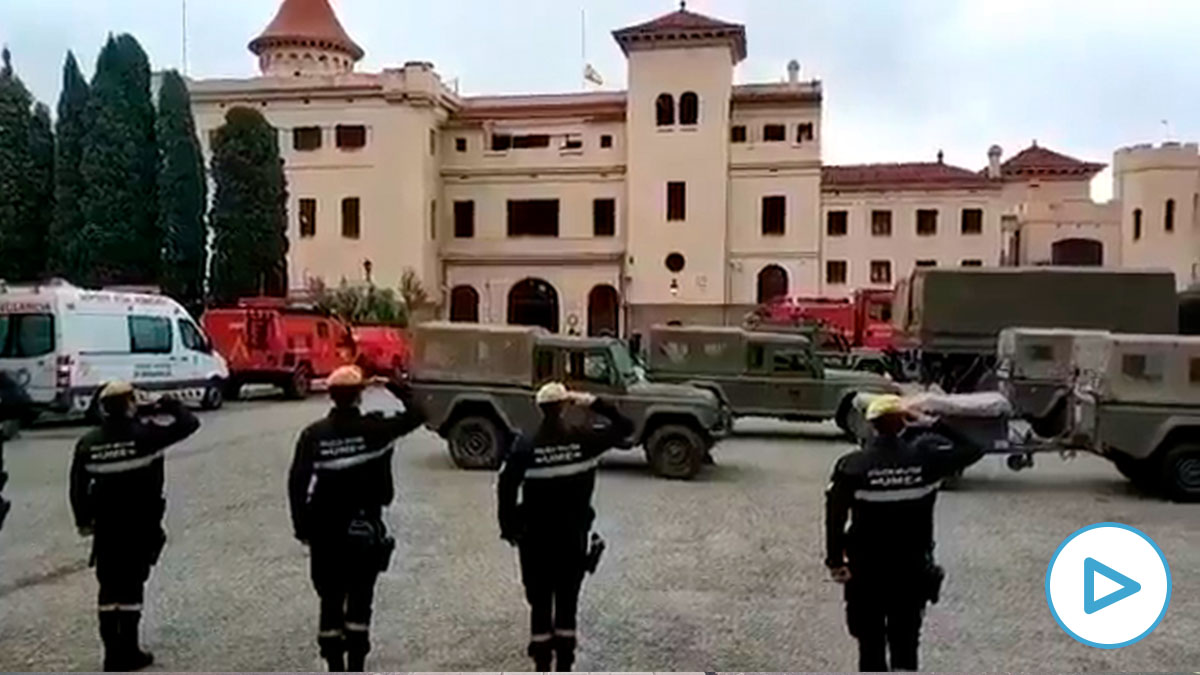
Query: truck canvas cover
[[1080, 333, 1200, 405], [411, 322, 543, 386], [900, 268, 1177, 352], [998, 328, 1111, 382], [648, 326, 748, 375]]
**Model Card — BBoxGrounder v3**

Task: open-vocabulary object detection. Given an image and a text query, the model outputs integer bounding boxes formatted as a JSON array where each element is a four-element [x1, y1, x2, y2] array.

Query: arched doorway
[[757, 264, 789, 304], [449, 285, 479, 322], [1051, 238, 1103, 266], [508, 278, 559, 332], [587, 285, 620, 337]]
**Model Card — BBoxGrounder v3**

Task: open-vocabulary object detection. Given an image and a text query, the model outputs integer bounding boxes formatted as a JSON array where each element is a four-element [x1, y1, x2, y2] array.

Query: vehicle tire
[[200, 380, 224, 411], [1159, 443, 1200, 502], [1111, 454, 1152, 487], [283, 365, 312, 400], [224, 378, 243, 401], [447, 415, 504, 470], [644, 423, 705, 479]]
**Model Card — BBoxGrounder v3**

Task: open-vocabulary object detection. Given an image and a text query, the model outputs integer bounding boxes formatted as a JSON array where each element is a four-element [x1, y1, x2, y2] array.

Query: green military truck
[[408, 322, 730, 479], [644, 325, 900, 431], [893, 267, 1177, 392]]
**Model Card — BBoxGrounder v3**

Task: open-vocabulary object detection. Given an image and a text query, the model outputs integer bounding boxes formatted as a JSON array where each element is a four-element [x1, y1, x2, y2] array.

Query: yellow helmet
[[865, 394, 905, 421], [327, 365, 364, 388], [535, 382, 570, 406], [98, 380, 134, 399]]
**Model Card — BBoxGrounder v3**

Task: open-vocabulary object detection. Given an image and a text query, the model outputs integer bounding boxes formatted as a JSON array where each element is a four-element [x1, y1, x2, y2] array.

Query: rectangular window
[[870, 260, 892, 284], [1133, 208, 1142, 240], [455, 137, 467, 153], [667, 182, 686, 221], [1189, 357, 1200, 384], [562, 135, 583, 150], [826, 260, 847, 285], [1027, 344, 1055, 362], [797, 122, 814, 142], [600, 134, 613, 149], [593, 198, 616, 237], [915, 259, 937, 268], [961, 259, 983, 267], [430, 200, 437, 240], [428, 129, 437, 156], [507, 199, 559, 237], [762, 196, 786, 236], [293, 126, 322, 151], [535, 349, 555, 382], [1121, 353, 1163, 383], [299, 198, 316, 238], [871, 209, 892, 237], [827, 210, 848, 237], [731, 125, 747, 143], [178, 319, 208, 353], [511, 134, 550, 149], [129, 316, 172, 354], [772, 350, 814, 374], [491, 133, 512, 151], [917, 209, 938, 236], [454, 200, 475, 238], [335, 125, 366, 149], [961, 208, 983, 235], [341, 197, 361, 239], [0, 314, 55, 357], [763, 124, 786, 142], [1166, 199, 1176, 232]]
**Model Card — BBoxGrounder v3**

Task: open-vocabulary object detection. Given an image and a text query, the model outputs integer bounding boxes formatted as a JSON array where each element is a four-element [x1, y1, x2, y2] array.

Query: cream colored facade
[[187, 0, 1199, 337]]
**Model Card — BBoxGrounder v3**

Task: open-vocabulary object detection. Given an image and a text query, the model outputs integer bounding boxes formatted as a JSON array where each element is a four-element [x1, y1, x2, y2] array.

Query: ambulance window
[[178, 320, 209, 353], [0, 314, 55, 357], [129, 316, 172, 354]]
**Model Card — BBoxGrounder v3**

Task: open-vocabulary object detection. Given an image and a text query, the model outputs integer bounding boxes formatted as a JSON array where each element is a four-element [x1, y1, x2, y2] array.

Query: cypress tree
[[209, 106, 289, 305], [50, 51, 90, 278], [24, 103, 54, 280], [79, 34, 159, 286], [0, 47, 33, 281], [156, 70, 207, 313]]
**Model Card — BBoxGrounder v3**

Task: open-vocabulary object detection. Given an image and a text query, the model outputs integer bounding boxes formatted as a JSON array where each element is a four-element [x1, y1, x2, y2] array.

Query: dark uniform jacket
[[288, 402, 424, 542], [497, 398, 633, 538], [69, 400, 200, 537], [825, 421, 983, 575], [0, 372, 30, 532]]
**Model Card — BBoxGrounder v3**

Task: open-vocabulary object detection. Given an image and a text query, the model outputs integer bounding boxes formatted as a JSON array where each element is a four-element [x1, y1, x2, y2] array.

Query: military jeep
[[1072, 333, 1200, 501], [644, 325, 900, 430], [408, 322, 729, 479]]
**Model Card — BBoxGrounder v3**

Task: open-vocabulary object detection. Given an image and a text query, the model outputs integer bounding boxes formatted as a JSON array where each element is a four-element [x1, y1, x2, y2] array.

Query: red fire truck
[[351, 325, 410, 378], [756, 289, 896, 350], [202, 298, 355, 399]]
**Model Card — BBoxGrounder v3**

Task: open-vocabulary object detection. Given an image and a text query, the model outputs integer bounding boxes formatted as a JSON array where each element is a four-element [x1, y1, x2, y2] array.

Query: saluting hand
[[829, 565, 852, 584]]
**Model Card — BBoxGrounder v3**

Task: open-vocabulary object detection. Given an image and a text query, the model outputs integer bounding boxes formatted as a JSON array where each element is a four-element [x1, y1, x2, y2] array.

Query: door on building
[[757, 265, 789, 304], [1051, 238, 1103, 266], [508, 278, 560, 333], [449, 285, 480, 322], [587, 285, 620, 337]]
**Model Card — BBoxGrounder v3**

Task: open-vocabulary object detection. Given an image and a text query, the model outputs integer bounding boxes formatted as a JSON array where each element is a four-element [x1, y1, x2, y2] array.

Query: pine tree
[[50, 51, 90, 278], [24, 103, 54, 280], [79, 34, 160, 286], [209, 106, 289, 305], [156, 70, 207, 313], [0, 47, 33, 281]]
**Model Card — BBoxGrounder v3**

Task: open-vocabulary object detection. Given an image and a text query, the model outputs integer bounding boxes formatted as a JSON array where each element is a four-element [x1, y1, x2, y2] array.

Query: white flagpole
[[181, 0, 188, 75], [581, 8, 586, 89]]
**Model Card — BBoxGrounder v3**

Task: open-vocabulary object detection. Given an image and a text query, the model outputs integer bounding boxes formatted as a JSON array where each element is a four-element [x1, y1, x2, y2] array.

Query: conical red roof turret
[[249, 0, 364, 62]]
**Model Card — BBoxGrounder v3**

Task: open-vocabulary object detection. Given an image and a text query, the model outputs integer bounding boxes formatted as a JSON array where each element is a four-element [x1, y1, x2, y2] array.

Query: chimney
[[936, 149, 944, 164], [987, 144, 1003, 179], [787, 59, 800, 85]]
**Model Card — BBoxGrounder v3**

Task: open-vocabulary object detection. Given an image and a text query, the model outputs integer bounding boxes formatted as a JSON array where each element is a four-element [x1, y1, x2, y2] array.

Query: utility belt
[[345, 513, 396, 573]]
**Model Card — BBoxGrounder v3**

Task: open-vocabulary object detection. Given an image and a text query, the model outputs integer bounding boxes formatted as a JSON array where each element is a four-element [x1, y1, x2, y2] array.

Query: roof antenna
[[680, 0, 687, 9]]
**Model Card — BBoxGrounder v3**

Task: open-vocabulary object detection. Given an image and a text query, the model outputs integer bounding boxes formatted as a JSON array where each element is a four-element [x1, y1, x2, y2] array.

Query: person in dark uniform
[[0, 371, 32, 533], [498, 382, 634, 672], [825, 394, 983, 672], [288, 365, 425, 672], [69, 381, 200, 671]]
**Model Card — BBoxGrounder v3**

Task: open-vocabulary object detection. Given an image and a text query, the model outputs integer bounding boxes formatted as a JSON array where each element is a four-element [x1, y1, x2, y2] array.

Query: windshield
[[0, 314, 55, 358], [609, 343, 641, 382]]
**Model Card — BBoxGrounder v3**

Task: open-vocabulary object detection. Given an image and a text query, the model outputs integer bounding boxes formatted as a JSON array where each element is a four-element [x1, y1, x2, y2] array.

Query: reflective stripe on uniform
[[530, 633, 553, 643], [344, 622, 369, 632], [525, 456, 600, 479], [116, 603, 142, 611], [554, 628, 576, 637], [318, 629, 343, 638], [853, 482, 941, 502], [312, 446, 390, 471], [85, 450, 164, 474], [98, 604, 120, 612]]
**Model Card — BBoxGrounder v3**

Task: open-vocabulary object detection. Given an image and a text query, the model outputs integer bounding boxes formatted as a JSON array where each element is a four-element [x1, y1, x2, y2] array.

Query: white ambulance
[[0, 281, 229, 416]]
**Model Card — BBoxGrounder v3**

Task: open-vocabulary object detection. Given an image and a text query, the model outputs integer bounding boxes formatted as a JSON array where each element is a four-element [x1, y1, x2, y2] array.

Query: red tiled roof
[[249, 0, 364, 61], [613, 8, 747, 63], [823, 162, 1000, 192], [997, 143, 1105, 179]]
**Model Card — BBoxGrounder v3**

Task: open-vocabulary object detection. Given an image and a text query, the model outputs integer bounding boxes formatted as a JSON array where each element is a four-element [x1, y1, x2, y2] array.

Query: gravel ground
[[0, 391, 1196, 672]]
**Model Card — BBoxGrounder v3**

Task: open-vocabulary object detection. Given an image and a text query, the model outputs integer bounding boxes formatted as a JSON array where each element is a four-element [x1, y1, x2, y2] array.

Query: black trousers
[[93, 528, 161, 610], [310, 536, 381, 657], [845, 575, 926, 672], [517, 527, 588, 647]]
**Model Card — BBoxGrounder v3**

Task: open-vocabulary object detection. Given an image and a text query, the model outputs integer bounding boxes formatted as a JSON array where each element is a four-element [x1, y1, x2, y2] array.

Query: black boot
[[319, 635, 345, 672], [344, 630, 369, 673], [116, 612, 153, 672], [553, 634, 576, 672], [99, 612, 122, 671], [528, 639, 553, 671]]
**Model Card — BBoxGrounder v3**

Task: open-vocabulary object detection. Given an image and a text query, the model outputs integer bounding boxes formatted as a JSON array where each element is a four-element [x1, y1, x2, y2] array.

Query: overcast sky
[[3, 0, 1198, 200]]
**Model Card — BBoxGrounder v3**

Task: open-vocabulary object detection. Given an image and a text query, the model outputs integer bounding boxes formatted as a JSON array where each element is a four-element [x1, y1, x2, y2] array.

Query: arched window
[[757, 265, 789, 304], [655, 93, 675, 126], [449, 285, 479, 323], [1051, 238, 1103, 266], [1165, 198, 1176, 232], [679, 92, 699, 125]]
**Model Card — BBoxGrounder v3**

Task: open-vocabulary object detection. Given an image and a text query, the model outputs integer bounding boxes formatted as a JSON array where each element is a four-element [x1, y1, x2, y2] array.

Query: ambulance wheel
[[284, 366, 311, 399], [223, 379, 243, 401], [447, 415, 503, 470], [201, 380, 224, 411], [645, 423, 704, 480], [1159, 442, 1200, 503]]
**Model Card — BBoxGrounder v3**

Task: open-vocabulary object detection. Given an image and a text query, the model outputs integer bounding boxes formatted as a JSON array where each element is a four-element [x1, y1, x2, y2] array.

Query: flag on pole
[[584, 63, 603, 86]]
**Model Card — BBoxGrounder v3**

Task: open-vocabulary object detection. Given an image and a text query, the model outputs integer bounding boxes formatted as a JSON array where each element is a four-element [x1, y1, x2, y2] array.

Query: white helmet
[[535, 382, 570, 406]]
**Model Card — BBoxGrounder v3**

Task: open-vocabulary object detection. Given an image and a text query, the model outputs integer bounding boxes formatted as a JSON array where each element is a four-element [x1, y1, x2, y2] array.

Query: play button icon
[[1084, 557, 1141, 614], [1046, 523, 1171, 648]]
